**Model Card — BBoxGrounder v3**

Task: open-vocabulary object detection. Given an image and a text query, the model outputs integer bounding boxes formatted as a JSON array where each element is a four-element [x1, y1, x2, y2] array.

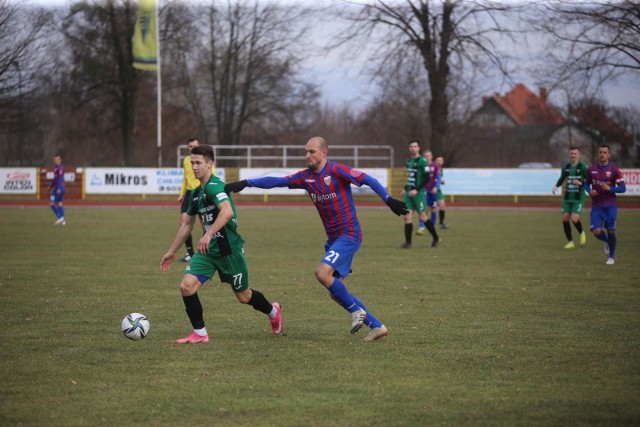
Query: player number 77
[[233, 273, 243, 287]]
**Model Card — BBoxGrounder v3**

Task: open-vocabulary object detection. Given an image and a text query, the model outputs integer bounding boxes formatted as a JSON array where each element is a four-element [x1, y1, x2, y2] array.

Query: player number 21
[[324, 251, 340, 263]]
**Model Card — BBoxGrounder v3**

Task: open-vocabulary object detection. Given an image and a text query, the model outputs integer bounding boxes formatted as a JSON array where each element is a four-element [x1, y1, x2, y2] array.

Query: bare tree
[[531, 1, 640, 95], [331, 0, 518, 157], [59, 0, 141, 166], [163, 0, 320, 150], [0, 0, 53, 165]]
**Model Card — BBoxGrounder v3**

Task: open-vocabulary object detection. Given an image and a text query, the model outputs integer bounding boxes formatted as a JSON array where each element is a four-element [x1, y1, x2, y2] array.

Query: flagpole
[[156, 0, 162, 167]]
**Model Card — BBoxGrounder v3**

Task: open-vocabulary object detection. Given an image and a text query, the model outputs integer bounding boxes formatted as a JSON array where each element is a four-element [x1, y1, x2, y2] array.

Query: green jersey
[[555, 161, 587, 202], [186, 174, 244, 256], [405, 156, 429, 191]]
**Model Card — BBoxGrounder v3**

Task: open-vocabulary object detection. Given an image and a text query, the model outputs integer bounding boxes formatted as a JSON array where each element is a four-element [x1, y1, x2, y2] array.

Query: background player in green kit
[[160, 145, 283, 343], [401, 140, 439, 248], [552, 146, 588, 249], [435, 156, 449, 229]]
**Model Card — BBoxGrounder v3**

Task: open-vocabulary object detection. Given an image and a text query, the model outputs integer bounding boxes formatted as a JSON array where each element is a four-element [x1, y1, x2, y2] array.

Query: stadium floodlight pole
[[156, 0, 162, 167], [133, 0, 162, 166]]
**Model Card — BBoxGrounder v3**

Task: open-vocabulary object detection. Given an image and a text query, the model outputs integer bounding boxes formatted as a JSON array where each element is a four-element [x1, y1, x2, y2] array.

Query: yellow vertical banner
[[132, 0, 157, 71]]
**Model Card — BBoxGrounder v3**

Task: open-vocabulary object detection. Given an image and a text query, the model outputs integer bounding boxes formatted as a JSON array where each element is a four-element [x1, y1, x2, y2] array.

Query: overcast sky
[[28, 0, 640, 112]]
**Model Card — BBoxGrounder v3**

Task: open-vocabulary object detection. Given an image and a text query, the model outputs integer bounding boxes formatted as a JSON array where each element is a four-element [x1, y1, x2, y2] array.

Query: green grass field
[[1, 206, 639, 426]]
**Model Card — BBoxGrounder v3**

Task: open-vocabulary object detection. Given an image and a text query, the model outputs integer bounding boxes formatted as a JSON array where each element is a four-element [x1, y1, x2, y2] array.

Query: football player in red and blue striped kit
[[584, 144, 626, 265], [225, 136, 408, 341], [49, 154, 66, 225]]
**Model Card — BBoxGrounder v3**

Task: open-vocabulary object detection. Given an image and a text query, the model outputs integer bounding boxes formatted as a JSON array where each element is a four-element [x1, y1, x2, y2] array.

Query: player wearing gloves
[[226, 136, 407, 341], [584, 144, 626, 265]]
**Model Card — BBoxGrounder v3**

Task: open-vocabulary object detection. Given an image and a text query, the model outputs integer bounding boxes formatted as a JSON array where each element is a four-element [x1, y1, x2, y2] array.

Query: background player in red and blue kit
[[225, 136, 408, 342], [418, 149, 441, 233], [49, 154, 66, 225], [584, 144, 626, 265]]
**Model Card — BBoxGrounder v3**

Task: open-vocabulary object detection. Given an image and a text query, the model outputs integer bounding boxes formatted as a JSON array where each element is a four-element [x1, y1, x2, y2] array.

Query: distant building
[[550, 104, 634, 167], [461, 83, 564, 167], [469, 84, 563, 129], [460, 83, 633, 167]]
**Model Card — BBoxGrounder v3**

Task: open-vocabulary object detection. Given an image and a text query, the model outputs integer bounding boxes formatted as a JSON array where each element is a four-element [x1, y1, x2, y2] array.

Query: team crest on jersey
[[350, 169, 363, 178], [324, 176, 332, 185], [606, 171, 611, 177]]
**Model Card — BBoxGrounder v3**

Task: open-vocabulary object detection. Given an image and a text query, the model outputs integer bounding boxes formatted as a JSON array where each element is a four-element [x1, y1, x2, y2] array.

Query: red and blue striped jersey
[[285, 161, 366, 243], [50, 164, 65, 190], [424, 161, 440, 192], [586, 163, 624, 208]]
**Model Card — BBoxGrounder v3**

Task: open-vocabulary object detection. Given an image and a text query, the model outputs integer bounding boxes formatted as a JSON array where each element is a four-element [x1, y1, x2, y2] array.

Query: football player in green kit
[[160, 145, 283, 343], [552, 146, 588, 249], [401, 140, 439, 248]]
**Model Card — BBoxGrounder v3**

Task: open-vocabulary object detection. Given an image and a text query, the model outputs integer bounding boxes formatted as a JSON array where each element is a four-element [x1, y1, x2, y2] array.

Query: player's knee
[[314, 267, 333, 287], [179, 280, 197, 296], [592, 228, 601, 236]]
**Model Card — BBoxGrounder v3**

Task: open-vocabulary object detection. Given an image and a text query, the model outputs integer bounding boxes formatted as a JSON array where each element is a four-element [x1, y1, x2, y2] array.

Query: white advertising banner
[[239, 168, 388, 195], [84, 168, 226, 194], [621, 170, 640, 195], [0, 168, 38, 194], [441, 168, 639, 196]]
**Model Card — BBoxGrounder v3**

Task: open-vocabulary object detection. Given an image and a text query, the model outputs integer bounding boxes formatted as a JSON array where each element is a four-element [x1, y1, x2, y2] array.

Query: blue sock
[[352, 295, 382, 328], [418, 220, 425, 229], [328, 278, 359, 313], [431, 211, 437, 224], [58, 206, 65, 218], [608, 233, 617, 258], [50, 205, 59, 218]]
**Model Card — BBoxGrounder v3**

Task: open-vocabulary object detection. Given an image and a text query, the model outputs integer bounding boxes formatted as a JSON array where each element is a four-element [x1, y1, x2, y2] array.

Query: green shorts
[[561, 201, 583, 214], [404, 189, 426, 213], [184, 248, 249, 292], [437, 189, 444, 201]]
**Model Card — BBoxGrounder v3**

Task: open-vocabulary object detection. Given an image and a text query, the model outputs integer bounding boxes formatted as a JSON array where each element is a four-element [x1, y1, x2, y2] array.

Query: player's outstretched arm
[[225, 180, 249, 193], [386, 197, 409, 216], [359, 174, 409, 215], [160, 215, 197, 271]]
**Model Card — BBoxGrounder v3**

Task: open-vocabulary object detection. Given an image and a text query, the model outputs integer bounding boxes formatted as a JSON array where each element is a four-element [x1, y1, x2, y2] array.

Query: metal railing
[[177, 145, 394, 168]]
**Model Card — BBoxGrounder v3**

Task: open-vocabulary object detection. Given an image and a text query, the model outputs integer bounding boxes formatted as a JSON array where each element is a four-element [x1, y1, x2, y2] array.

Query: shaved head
[[305, 136, 329, 172], [308, 136, 328, 151]]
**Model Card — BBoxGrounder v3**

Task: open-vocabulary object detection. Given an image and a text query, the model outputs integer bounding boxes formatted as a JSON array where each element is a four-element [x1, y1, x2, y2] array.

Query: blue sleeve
[[247, 176, 289, 189], [361, 174, 390, 202], [584, 181, 591, 194], [611, 182, 626, 194], [435, 172, 441, 189]]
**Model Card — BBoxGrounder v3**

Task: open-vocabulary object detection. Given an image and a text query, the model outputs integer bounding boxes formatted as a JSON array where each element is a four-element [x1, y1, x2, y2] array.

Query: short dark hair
[[187, 137, 199, 143], [409, 139, 420, 146], [569, 147, 580, 151], [599, 144, 610, 151], [190, 145, 214, 162]]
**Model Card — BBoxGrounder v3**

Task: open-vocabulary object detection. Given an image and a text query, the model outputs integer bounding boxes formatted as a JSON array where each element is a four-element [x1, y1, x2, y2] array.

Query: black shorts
[[180, 189, 192, 213]]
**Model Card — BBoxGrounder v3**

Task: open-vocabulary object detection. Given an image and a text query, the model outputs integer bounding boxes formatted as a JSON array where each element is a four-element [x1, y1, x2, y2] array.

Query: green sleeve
[[205, 181, 231, 208], [415, 158, 429, 189], [186, 187, 201, 216], [555, 164, 568, 187]]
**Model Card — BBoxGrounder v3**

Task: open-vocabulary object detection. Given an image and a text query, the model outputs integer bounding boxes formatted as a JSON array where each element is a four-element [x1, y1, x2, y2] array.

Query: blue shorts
[[50, 187, 65, 203], [590, 206, 617, 231], [322, 236, 361, 279], [426, 192, 438, 209]]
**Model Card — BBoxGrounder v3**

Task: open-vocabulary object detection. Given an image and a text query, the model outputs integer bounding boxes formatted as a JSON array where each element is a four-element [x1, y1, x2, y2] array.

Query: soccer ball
[[121, 313, 150, 340]]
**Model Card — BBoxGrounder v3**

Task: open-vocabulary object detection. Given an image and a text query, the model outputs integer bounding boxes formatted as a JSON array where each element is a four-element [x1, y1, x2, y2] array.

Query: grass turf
[[0, 206, 639, 426]]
